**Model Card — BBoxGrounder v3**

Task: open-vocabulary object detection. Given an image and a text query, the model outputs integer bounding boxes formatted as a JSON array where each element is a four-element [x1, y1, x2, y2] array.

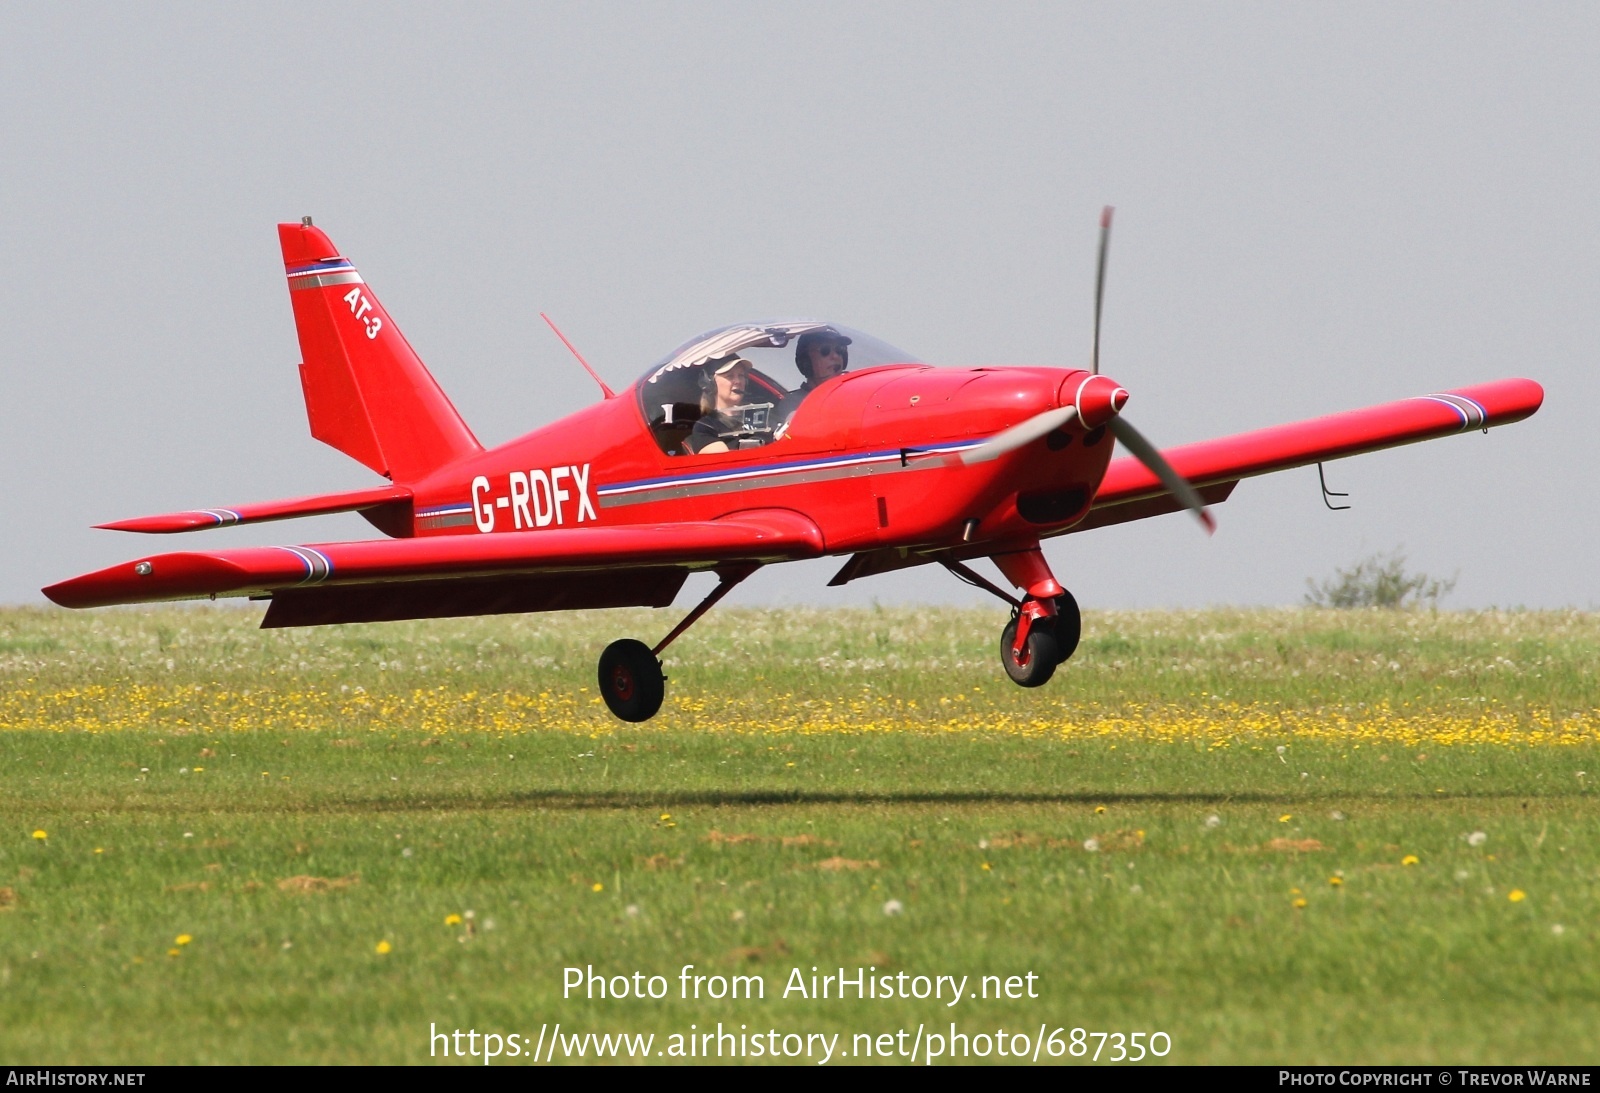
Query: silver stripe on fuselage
[[419, 512, 475, 529], [597, 443, 976, 509], [288, 271, 365, 291]]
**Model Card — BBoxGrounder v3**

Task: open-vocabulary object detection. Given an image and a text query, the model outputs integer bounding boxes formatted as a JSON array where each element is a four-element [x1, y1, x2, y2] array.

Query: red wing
[[1083, 378, 1542, 527], [44, 509, 823, 610], [94, 485, 412, 534]]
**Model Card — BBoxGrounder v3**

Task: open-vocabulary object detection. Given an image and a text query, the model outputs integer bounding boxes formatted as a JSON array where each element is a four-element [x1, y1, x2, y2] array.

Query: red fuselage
[[405, 364, 1114, 559]]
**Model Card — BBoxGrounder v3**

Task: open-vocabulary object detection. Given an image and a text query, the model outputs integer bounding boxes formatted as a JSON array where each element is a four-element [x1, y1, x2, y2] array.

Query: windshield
[[639, 321, 921, 388], [636, 321, 921, 456]]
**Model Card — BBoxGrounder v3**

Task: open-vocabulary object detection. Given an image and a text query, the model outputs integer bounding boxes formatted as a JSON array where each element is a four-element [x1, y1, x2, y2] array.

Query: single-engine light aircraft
[[45, 213, 1544, 721]]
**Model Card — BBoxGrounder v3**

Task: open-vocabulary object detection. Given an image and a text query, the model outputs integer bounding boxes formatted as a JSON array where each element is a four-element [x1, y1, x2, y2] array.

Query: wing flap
[[94, 485, 413, 534], [44, 509, 823, 610], [262, 568, 690, 627], [1092, 378, 1542, 511]]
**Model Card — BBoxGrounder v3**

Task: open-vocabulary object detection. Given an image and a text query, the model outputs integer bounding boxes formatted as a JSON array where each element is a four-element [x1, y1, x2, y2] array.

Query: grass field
[[2, 604, 1598, 1065]]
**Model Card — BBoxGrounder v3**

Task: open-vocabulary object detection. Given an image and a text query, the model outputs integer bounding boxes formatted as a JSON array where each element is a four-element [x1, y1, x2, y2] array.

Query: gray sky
[[3, 3, 1594, 611]]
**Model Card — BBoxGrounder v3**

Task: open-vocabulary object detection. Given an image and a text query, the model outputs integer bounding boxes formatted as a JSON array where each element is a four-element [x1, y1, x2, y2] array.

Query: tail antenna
[[540, 313, 616, 400], [1091, 205, 1113, 375]]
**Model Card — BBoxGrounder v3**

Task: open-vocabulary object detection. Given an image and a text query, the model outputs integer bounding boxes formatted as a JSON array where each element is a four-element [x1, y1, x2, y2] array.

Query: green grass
[[2, 605, 1598, 1064]]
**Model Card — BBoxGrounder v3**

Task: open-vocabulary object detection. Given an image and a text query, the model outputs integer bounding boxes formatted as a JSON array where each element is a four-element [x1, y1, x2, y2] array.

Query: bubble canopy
[[635, 321, 922, 456], [639, 321, 921, 389]]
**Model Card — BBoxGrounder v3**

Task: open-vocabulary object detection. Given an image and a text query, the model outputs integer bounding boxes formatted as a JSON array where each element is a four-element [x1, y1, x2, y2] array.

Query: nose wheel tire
[[1000, 618, 1062, 688], [598, 639, 666, 722], [1052, 590, 1082, 663]]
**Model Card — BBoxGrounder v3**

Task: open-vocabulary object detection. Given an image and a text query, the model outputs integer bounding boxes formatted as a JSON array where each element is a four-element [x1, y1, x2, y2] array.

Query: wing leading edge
[[1078, 377, 1542, 531], [43, 509, 824, 612]]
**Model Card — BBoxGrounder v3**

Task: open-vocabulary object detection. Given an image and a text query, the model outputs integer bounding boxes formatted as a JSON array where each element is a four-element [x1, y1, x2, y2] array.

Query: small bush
[[1305, 550, 1456, 609]]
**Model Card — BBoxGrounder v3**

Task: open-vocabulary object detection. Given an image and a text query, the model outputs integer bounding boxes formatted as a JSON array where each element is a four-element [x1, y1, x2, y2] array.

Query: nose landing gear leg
[[597, 563, 759, 722], [991, 545, 1080, 688]]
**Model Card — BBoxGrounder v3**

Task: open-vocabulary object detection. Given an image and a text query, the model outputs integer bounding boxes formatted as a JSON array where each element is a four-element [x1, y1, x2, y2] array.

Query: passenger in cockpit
[[685, 356, 771, 454], [776, 329, 852, 426]]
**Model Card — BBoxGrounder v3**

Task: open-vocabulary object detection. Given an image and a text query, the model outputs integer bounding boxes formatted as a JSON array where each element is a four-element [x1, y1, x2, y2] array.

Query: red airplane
[[45, 213, 1544, 722]]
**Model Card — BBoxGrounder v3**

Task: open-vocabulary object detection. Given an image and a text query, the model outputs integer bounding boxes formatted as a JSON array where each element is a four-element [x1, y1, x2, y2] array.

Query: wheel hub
[[612, 666, 635, 701]]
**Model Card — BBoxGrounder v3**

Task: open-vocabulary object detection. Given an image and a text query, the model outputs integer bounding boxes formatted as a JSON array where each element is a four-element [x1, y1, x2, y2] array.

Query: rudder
[[279, 221, 482, 482]]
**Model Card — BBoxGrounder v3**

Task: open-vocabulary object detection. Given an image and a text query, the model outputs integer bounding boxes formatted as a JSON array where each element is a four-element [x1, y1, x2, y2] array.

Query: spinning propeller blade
[[964, 207, 1214, 533], [1089, 205, 1213, 534], [1108, 417, 1216, 534], [961, 406, 1078, 464], [1091, 206, 1112, 376]]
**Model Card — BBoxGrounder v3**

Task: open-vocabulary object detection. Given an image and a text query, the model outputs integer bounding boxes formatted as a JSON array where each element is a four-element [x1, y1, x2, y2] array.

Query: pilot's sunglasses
[[814, 344, 847, 357]]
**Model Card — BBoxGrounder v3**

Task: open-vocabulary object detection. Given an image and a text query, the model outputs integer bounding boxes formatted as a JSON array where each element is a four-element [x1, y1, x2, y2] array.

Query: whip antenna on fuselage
[[1091, 205, 1113, 375], [540, 313, 617, 400]]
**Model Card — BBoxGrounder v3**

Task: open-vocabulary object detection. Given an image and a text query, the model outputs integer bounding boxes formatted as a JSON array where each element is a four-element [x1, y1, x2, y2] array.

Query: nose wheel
[[598, 639, 666, 722], [942, 549, 1082, 690], [1001, 615, 1060, 687], [999, 591, 1080, 688]]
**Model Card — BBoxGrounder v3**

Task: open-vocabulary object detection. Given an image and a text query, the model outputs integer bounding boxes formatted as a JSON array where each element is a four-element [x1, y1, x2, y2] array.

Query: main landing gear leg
[[988, 546, 1081, 688], [597, 564, 759, 723]]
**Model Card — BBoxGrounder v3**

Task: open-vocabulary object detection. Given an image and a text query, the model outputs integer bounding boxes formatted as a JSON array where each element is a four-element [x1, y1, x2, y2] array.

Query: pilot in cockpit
[[775, 329, 852, 426], [684, 356, 776, 454]]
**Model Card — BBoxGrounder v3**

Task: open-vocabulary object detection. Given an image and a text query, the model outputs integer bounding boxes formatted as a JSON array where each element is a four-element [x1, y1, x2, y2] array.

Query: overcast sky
[[2, 3, 1594, 611]]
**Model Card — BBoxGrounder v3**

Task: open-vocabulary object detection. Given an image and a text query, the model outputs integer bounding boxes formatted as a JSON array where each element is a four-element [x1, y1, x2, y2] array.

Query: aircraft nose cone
[[1067, 373, 1130, 429]]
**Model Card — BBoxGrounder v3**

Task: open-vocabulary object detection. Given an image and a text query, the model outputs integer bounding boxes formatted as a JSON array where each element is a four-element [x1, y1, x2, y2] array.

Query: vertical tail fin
[[279, 221, 482, 483]]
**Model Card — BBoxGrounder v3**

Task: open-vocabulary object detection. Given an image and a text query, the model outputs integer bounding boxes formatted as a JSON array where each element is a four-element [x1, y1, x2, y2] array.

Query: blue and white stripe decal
[[597, 438, 984, 509], [199, 508, 242, 527], [1413, 393, 1488, 432], [286, 259, 364, 291], [275, 545, 333, 585]]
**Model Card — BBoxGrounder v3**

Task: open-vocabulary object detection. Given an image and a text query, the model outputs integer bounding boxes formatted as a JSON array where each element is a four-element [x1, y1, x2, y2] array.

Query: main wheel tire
[[1052, 590, 1082, 663], [1000, 618, 1061, 688], [598, 639, 666, 722]]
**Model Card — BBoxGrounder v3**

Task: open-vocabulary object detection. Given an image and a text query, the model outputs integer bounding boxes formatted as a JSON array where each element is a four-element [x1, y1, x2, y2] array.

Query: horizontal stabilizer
[[1090, 377, 1543, 511], [95, 485, 412, 534], [44, 509, 824, 610]]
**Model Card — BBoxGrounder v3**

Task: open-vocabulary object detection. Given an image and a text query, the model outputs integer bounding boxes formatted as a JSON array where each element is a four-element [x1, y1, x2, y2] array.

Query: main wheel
[[1000, 617, 1061, 688], [598, 639, 666, 722], [1052, 590, 1082, 663]]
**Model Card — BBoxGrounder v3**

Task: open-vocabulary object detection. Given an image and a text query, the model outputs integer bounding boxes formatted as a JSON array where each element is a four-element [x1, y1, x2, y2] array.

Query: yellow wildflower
[[1292, 897, 1309, 909], [592, 882, 604, 892], [167, 948, 181, 958], [31, 830, 46, 841], [376, 940, 393, 954], [1402, 855, 1419, 866], [1094, 806, 1106, 814], [1278, 815, 1292, 823], [1329, 876, 1343, 886], [1508, 889, 1527, 903], [981, 862, 992, 871], [444, 913, 462, 926], [175, 934, 192, 946]]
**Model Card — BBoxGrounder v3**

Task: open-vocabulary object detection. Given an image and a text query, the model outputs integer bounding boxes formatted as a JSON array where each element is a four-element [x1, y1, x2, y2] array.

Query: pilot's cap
[[707, 355, 751, 375]]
